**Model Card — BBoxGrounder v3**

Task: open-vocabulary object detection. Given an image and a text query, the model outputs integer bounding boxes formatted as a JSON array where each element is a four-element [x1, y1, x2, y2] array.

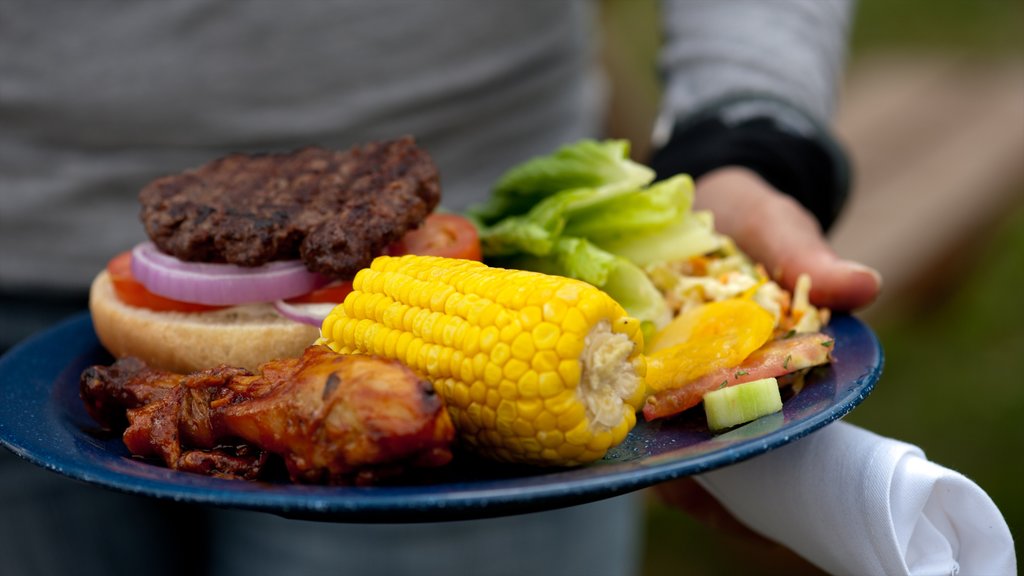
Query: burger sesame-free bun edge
[[89, 271, 320, 374]]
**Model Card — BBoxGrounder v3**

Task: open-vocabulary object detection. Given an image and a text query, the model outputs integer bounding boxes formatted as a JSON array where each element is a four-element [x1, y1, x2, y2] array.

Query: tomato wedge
[[387, 213, 482, 261], [107, 251, 226, 312]]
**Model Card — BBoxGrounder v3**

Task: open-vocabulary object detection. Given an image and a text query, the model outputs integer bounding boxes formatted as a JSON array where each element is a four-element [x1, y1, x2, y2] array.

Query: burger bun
[[89, 271, 320, 373]]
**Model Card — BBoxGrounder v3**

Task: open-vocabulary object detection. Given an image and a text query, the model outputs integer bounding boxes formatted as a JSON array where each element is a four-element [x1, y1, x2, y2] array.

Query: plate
[[0, 312, 881, 523]]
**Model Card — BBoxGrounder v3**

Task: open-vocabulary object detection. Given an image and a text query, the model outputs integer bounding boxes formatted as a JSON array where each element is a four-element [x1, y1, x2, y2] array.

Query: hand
[[694, 167, 881, 311]]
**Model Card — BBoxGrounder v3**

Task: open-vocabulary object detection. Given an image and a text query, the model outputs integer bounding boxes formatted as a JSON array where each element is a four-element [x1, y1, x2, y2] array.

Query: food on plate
[[81, 136, 839, 481], [90, 269, 324, 375], [90, 137, 481, 373], [470, 139, 719, 334], [313, 251, 832, 464], [471, 139, 835, 428], [317, 254, 646, 466], [643, 299, 776, 393], [642, 332, 834, 421], [702, 377, 783, 432], [138, 140, 439, 277], [80, 345, 455, 485]]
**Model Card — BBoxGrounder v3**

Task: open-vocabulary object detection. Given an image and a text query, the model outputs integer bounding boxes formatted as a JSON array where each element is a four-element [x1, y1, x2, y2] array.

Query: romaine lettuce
[[472, 139, 721, 329], [470, 139, 654, 225]]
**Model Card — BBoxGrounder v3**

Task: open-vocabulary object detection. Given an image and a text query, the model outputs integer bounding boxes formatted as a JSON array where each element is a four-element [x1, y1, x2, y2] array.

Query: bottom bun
[[90, 271, 321, 373]]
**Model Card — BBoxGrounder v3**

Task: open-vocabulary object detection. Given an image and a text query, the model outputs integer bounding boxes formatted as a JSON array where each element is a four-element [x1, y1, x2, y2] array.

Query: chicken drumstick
[[81, 346, 455, 484]]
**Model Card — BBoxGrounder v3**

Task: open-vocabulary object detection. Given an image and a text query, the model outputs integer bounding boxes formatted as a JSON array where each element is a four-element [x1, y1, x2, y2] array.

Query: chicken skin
[[81, 346, 455, 485]]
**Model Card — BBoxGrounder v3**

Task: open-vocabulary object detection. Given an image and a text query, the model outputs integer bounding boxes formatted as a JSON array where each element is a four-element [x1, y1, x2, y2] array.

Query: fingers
[[694, 167, 881, 312], [777, 248, 882, 312]]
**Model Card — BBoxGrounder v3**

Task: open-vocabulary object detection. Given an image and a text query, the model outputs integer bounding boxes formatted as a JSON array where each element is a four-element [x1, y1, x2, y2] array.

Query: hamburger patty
[[139, 137, 441, 278]]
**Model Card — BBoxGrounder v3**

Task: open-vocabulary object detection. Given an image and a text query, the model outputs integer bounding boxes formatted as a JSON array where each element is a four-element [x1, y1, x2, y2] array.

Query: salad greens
[[469, 139, 723, 332], [471, 139, 654, 225]]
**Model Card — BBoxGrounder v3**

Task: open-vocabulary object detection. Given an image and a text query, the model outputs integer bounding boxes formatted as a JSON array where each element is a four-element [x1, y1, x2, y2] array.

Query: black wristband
[[648, 98, 851, 232]]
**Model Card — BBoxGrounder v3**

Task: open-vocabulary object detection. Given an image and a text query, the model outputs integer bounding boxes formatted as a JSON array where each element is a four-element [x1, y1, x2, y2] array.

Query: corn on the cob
[[317, 254, 646, 466]]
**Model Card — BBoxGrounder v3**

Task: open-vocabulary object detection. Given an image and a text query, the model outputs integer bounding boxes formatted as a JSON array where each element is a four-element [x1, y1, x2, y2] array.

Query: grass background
[[601, 0, 1024, 573]]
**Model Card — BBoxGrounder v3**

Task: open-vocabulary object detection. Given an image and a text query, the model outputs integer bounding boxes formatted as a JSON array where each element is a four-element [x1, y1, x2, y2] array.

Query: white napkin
[[696, 421, 1016, 576]]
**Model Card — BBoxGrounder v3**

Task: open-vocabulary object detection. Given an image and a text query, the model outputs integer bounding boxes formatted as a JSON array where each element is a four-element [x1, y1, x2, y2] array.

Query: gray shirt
[[0, 2, 852, 574], [0, 0, 851, 294]]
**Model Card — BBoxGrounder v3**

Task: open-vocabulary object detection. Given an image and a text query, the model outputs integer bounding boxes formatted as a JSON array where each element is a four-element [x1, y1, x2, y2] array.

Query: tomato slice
[[285, 281, 354, 304], [387, 213, 482, 261], [107, 251, 226, 312]]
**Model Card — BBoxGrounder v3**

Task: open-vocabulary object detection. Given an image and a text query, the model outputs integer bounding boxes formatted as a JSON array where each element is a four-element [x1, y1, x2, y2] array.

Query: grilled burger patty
[[138, 137, 441, 278]]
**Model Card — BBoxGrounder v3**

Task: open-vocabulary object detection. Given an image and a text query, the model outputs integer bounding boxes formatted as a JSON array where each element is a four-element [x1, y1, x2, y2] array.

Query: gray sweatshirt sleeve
[[656, 0, 854, 133], [649, 0, 855, 231]]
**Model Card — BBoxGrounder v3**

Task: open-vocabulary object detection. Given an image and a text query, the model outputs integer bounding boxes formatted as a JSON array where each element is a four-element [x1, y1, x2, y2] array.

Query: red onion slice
[[272, 300, 337, 327], [131, 242, 330, 306]]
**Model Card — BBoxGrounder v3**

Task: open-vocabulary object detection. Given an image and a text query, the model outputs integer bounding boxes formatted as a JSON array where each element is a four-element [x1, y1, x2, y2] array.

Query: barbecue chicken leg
[[81, 346, 455, 484]]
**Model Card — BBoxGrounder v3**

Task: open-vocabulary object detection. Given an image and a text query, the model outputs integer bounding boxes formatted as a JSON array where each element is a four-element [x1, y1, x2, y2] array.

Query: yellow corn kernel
[[498, 380, 518, 400], [556, 402, 586, 430], [485, 388, 501, 409], [564, 420, 592, 446], [531, 350, 560, 373], [537, 371, 563, 398], [531, 322, 560, 350], [483, 363, 503, 387], [542, 299, 568, 324], [562, 307, 590, 335], [317, 254, 644, 466], [537, 429, 564, 449], [556, 442, 585, 461], [558, 359, 582, 387], [489, 342, 511, 366], [519, 306, 543, 330], [516, 398, 544, 420], [586, 430, 614, 453], [510, 332, 535, 361], [517, 370, 540, 398], [520, 438, 542, 455], [450, 379, 470, 409], [534, 410, 557, 432], [469, 380, 487, 404], [502, 358, 529, 381]]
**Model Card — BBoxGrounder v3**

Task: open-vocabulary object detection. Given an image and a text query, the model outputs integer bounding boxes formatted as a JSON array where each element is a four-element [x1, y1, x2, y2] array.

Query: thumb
[[694, 168, 881, 312]]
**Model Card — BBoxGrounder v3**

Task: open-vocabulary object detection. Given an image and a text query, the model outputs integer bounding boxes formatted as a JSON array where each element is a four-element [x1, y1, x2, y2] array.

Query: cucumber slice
[[703, 377, 783, 431]]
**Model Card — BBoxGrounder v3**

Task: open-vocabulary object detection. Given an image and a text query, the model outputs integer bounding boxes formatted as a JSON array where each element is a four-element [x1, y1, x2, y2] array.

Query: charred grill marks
[[139, 137, 441, 278]]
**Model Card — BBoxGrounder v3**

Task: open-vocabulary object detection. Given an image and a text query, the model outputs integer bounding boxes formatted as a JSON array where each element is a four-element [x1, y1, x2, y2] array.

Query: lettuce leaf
[[469, 139, 654, 225], [472, 139, 721, 329], [591, 210, 723, 267], [563, 174, 692, 237]]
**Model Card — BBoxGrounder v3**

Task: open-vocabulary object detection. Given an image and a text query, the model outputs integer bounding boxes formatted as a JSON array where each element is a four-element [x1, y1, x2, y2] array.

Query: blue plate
[[0, 312, 881, 523]]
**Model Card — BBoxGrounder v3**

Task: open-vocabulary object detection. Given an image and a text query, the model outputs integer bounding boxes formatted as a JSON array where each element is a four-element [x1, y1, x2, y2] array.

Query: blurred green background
[[596, 0, 1024, 573]]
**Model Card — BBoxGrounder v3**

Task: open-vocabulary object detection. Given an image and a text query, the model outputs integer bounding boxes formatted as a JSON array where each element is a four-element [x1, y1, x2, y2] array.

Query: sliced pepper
[[644, 298, 775, 393]]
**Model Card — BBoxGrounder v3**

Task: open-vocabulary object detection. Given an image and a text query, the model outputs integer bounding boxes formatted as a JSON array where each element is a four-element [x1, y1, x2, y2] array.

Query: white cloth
[[697, 421, 1016, 576]]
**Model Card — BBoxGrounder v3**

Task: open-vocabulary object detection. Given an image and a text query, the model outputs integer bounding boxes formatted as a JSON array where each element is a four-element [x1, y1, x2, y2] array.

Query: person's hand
[[694, 166, 881, 311]]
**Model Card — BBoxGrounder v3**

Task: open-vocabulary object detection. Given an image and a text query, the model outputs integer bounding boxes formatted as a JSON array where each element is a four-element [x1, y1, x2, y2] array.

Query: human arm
[[647, 0, 880, 552], [649, 0, 879, 311]]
